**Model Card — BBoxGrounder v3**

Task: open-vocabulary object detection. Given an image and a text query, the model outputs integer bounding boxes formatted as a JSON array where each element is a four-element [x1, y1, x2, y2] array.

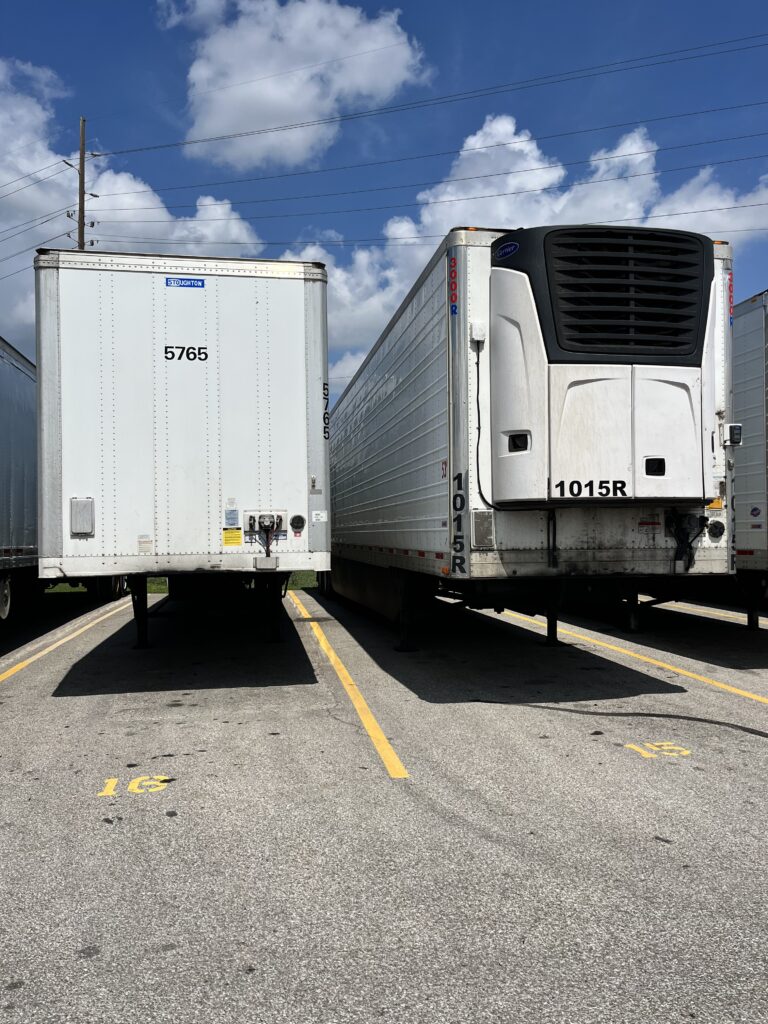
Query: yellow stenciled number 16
[[98, 776, 170, 796]]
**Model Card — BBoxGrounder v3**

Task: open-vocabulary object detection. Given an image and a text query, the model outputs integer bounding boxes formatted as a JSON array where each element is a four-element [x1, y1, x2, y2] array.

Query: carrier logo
[[751, 506, 761, 517], [166, 276, 205, 288], [496, 241, 519, 260]]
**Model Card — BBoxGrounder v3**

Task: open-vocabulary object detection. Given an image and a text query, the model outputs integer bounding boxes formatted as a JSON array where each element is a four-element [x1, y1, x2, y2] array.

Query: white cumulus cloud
[[171, 0, 428, 170], [281, 113, 768, 398], [0, 59, 263, 360]]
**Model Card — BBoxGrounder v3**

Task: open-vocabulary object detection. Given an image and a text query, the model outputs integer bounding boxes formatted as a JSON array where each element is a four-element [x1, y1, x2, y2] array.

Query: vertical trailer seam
[[98, 272, 105, 548], [110, 272, 117, 555], [204, 275, 210, 554], [215, 276, 222, 555], [152, 275, 158, 558], [266, 282, 272, 507]]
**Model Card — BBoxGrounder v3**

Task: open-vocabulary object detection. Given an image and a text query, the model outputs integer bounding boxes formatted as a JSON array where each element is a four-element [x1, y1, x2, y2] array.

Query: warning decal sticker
[[222, 528, 243, 547]]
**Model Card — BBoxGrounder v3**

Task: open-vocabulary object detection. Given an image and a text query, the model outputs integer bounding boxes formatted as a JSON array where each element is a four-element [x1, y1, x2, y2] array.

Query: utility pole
[[78, 116, 86, 250]]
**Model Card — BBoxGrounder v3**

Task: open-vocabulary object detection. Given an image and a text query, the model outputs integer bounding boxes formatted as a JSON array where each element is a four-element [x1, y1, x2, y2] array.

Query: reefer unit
[[35, 250, 330, 586], [330, 226, 736, 634], [733, 290, 768, 576], [0, 336, 36, 621]]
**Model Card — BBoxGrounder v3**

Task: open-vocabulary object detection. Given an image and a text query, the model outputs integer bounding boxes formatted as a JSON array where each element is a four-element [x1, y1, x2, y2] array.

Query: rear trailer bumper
[[39, 551, 330, 579]]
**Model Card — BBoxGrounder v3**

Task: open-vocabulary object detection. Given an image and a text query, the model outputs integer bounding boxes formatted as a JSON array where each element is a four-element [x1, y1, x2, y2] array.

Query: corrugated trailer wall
[[0, 338, 36, 570], [734, 292, 768, 569], [331, 251, 451, 574]]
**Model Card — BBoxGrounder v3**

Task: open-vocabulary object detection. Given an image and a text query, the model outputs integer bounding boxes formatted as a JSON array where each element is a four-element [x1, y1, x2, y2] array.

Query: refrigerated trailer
[[0, 335, 36, 623], [329, 226, 737, 643], [35, 249, 330, 643], [733, 289, 768, 624]]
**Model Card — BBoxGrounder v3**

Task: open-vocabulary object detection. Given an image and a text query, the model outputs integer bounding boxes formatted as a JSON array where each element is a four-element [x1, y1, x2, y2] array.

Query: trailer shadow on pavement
[[558, 601, 768, 672], [52, 597, 317, 697], [0, 589, 115, 661], [308, 592, 687, 705]]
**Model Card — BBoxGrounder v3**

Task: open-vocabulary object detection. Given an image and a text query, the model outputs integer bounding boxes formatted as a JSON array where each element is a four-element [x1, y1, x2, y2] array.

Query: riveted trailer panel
[[35, 249, 330, 579]]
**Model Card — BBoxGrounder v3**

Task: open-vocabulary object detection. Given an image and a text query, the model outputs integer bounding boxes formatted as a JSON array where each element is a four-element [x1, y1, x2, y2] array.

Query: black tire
[[0, 575, 12, 623]]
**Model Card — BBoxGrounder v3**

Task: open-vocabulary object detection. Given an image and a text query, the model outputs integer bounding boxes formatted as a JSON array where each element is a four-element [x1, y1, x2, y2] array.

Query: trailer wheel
[[0, 576, 10, 621], [109, 575, 128, 600], [317, 571, 334, 598]]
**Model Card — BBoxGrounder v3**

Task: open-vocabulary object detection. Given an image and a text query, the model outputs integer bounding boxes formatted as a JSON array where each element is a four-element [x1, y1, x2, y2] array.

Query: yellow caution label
[[222, 528, 243, 547], [706, 497, 723, 510]]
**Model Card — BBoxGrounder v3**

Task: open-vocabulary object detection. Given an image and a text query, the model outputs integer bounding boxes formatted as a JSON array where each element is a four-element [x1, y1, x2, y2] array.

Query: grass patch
[[147, 577, 168, 594], [288, 570, 317, 590]]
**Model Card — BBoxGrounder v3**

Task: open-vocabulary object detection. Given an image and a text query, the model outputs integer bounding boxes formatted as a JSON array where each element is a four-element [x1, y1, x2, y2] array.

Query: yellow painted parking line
[[288, 590, 409, 780], [0, 598, 132, 686], [643, 600, 761, 626], [503, 610, 768, 707]]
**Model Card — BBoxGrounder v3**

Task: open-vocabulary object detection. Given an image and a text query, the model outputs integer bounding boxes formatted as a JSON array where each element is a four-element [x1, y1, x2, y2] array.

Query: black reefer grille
[[491, 226, 715, 366]]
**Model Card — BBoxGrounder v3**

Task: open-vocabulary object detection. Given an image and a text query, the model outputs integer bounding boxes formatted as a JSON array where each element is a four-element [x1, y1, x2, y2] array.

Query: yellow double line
[[288, 591, 408, 779]]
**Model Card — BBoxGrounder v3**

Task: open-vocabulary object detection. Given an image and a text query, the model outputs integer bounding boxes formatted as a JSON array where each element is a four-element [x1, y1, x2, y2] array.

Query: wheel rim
[[0, 577, 11, 621]]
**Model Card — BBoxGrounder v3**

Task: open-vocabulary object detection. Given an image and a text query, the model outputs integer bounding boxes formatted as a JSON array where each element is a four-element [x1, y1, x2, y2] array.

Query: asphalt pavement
[[1, 586, 767, 1024]]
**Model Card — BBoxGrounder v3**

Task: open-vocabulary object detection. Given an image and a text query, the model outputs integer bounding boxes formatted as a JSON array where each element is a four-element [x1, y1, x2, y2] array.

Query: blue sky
[[2, 0, 767, 391]]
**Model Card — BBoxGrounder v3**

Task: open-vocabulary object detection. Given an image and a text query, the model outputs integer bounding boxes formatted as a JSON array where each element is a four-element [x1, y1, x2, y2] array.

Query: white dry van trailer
[[35, 249, 330, 644], [0, 335, 36, 624], [733, 289, 768, 625], [329, 226, 738, 644]]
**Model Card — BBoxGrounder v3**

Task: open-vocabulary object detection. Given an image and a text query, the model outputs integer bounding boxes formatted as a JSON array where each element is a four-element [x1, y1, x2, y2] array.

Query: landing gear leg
[[394, 575, 419, 652], [265, 575, 283, 643], [626, 591, 641, 633], [545, 585, 562, 646], [129, 575, 149, 649]]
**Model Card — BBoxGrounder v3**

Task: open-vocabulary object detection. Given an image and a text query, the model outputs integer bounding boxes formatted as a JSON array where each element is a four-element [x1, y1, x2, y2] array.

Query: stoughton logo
[[166, 276, 205, 288], [496, 241, 519, 261]]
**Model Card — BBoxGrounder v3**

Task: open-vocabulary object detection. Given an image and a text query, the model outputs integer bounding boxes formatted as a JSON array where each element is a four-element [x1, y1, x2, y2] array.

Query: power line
[[86, 41, 412, 122], [0, 203, 74, 238], [0, 263, 35, 282], [90, 221, 768, 248], [91, 35, 768, 158], [10, 202, 766, 280], [0, 158, 69, 192], [0, 162, 81, 202], [0, 211, 69, 245], [91, 129, 768, 213], [95, 235, 443, 246], [190, 41, 410, 96], [0, 230, 72, 268], [97, 151, 768, 225], [599, 200, 768, 225], [93, 98, 768, 200]]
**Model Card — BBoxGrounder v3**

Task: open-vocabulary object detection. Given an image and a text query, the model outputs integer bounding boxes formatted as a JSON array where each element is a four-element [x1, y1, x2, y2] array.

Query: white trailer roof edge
[[333, 226, 506, 409], [734, 289, 768, 311], [0, 335, 36, 379], [34, 248, 327, 282]]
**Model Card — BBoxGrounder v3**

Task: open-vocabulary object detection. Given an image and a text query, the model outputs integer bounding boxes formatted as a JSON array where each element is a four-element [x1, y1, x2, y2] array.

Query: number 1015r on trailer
[[328, 225, 738, 643], [35, 249, 330, 644]]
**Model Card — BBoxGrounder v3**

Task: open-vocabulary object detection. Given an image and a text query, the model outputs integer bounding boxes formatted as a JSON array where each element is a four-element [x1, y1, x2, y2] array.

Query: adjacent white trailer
[[733, 289, 768, 622], [329, 226, 737, 642], [0, 336, 36, 623], [35, 249, 330, 641]]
